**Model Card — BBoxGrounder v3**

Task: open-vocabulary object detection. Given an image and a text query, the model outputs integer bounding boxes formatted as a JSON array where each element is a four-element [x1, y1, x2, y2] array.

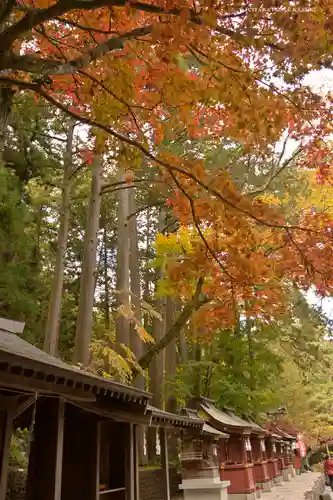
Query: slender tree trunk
[[103, 228, 110, 330], [44, 122, 74, 356], [165, 297, 177, 413], [147, 209, 166, 463], [141, 214, 151, 465], [0, 86, 15, 160], [128, 188, 146, 464], [74, 152, 103, 365], [115, 171, 130, 348], [143, 218, 151, 334], [193, 333, 202, 398], [179, 330, 188, 363], [129, 188, 144, 384]]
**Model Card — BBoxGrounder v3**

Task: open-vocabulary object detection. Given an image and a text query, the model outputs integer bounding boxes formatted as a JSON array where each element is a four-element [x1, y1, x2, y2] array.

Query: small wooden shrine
[[275, 427, 296, 479], [178, 408, 230, 500], [0, 319, 213, 500], [0, 322, 153, 500], [189, 397, 257, 500], [243, 417, 271, 493], [264, 429, 283, 485], [146, 406, 205, 500], [264, 424, 297, 483]]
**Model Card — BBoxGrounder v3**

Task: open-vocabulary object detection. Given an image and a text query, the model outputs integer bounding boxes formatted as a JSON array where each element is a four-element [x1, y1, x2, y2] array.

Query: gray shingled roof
[[147, 405, 204, 429], [181, 407, 229, 438], [0, 330, 151, 403], [243, 417, 266, 434], [200, 401, 252, 430]]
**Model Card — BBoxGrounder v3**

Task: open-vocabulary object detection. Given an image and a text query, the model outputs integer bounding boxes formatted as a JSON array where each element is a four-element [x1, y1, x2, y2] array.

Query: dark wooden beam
[[0, 371, 97, 402]]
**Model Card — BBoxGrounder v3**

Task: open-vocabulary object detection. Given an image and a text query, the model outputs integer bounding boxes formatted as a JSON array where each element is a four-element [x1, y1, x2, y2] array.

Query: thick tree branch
[[0, 0, 282, 57], [137, 277, 209, 371], [0, 1, 69, 49], [1, 25, 153, 75]]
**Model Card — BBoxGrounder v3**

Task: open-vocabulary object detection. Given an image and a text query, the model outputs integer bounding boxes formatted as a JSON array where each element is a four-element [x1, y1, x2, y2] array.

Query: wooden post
[[160, 427, 171, 500], [134, 425, 140, 500], [125, 423, 135, 500], [96, 422, 101, 500], [26, 397, 65, 500], [0, 407, 14, 500]]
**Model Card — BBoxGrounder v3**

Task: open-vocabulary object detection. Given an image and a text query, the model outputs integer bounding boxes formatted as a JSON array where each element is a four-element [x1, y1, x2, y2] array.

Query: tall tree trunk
[[165, 297, 177, 413], [115, 171, 130, 348], [129, 188, 144, 385], [74, 151, 103, 365], [193, 336, 202, 398], [128, 188, 146, 464], [0, 86, 15, 160], [44, 122, 74, 356], [141, 215, 151, 465], [147, 209, 166, 463], [103, 228, 111, 330], [179, 329, 188, 364]]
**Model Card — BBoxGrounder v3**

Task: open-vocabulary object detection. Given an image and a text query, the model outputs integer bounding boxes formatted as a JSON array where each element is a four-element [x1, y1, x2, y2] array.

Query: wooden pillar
[[26, 397, 65, 500], [0, 406, 14, 500], [241, 435, 247, 463], [61, 404, 99, 500], [125, 423, 135, 500], [134, 425, 140, 500], [160, 427, 170, 500]]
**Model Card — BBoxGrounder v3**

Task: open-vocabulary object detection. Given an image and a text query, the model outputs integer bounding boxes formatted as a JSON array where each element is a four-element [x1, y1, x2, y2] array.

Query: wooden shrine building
[[0, 323, 202, 500], [243, 417, 271, 492], [188, 397, 258, 500], [264, 429, 282, 485]]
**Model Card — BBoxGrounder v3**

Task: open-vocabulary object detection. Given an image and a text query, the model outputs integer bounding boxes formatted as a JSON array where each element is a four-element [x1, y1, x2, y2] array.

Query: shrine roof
[[147, 406, 203, 429], [203, 422, 229, 438], [276, 427, 295, 440], [242, 416, 267, 435], [181, 408, 229, 438], [264, 424, 292, 440], [199, 400, 252, 431], [0, 329, 152, 406]]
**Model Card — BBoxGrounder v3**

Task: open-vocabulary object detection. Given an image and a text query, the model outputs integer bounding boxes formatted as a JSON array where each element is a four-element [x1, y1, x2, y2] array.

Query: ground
[[262, 472, 322, 500]]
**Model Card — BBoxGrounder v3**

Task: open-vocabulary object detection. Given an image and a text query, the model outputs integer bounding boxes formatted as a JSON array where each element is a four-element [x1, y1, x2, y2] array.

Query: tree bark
[[115, 171, 130, 348], [137, 277, 208, 373], [165, 297, 177, 413], [44, 122, 74, 356], [74, 151, 103, 365], [103, 227, 110, 330], [0, 86, 15, 161], [128, 187, 144, 385], [147, 209, 166, 462]]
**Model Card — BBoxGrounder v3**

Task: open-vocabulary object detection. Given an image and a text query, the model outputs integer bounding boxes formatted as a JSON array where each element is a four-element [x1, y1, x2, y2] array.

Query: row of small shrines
[[0, 321, 303, 500]]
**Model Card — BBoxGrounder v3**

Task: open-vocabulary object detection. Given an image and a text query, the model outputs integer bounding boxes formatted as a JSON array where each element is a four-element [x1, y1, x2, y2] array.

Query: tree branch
[[137, 277, 209, 371], [0, 0, 283, 57], [0, 75, 329, 241], [1, 25, 153, 74]]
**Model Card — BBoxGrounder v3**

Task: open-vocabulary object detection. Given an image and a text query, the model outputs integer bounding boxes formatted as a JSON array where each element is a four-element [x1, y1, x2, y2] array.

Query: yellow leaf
[[134, 324, 155, 344]]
